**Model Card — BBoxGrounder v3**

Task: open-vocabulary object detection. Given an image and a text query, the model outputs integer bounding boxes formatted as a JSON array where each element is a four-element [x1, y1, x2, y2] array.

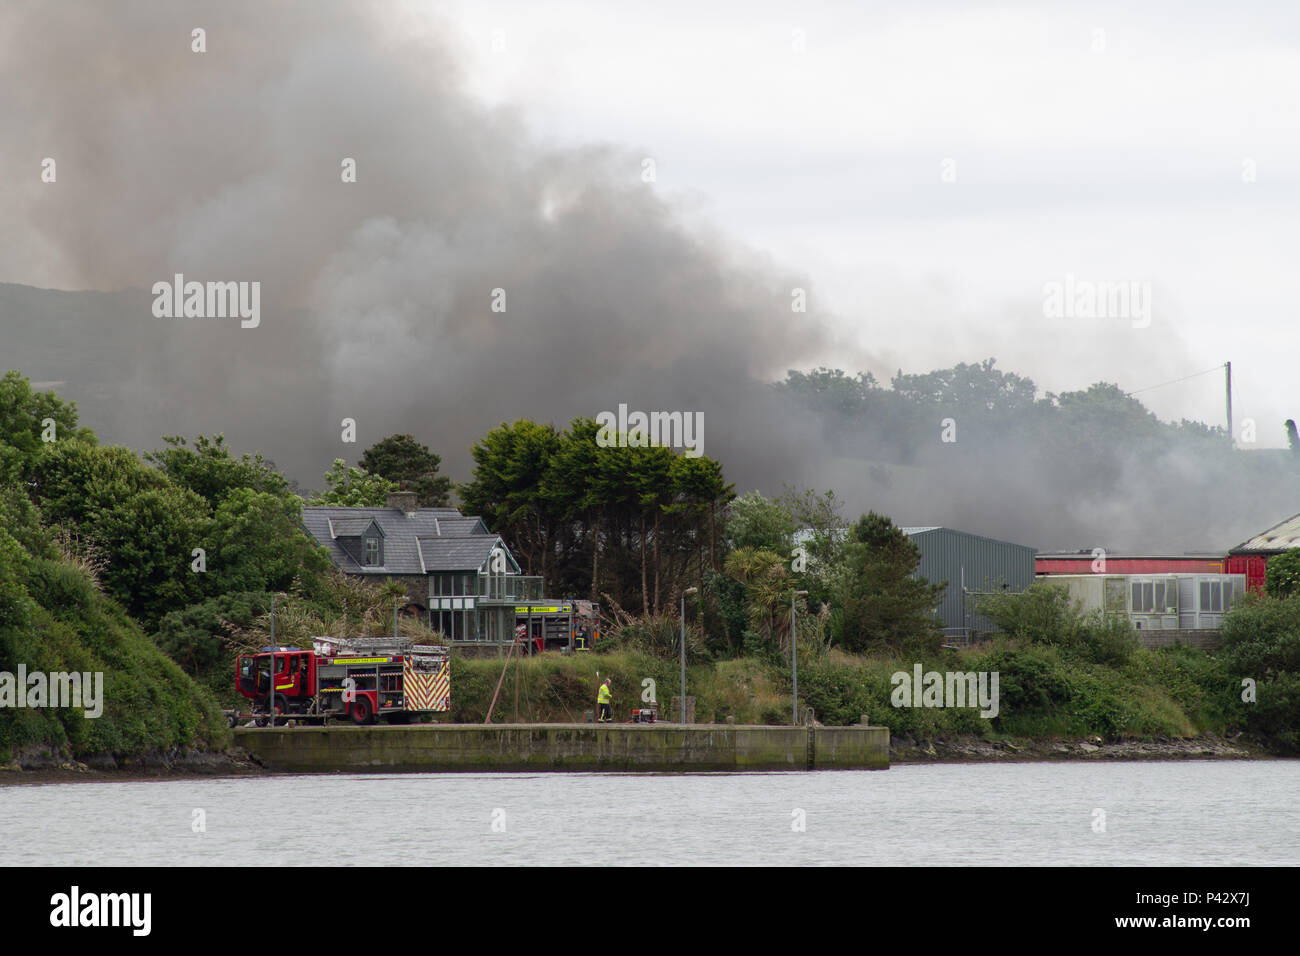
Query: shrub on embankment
[[447, 651, 793, 725], [767, 643, 1229, 740], [437, 579, 1250, 743], [1217, 592, 1300, 753], [0, 487, 230, 762], [438, 640, 1236, 744]]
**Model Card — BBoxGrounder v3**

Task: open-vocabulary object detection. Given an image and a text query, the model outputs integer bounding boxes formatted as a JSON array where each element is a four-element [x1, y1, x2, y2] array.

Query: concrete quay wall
[[233, 723, 890, 773]]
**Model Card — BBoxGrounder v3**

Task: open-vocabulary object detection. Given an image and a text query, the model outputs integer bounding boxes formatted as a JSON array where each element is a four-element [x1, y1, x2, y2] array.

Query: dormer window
[[364, 537, 380, 566]]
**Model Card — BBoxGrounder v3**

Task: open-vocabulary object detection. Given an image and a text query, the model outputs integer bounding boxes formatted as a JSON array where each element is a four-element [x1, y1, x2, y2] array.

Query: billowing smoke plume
[[0, 0, 839, 491], [2, 1, 1296, 554]]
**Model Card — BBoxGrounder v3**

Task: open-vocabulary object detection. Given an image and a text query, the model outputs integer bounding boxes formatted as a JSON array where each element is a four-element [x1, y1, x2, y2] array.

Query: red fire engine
[[235, 637, 450, 725]]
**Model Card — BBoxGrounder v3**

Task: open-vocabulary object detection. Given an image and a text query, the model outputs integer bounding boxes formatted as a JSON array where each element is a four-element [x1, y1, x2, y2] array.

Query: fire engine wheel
[[351, 696, 374, 725]]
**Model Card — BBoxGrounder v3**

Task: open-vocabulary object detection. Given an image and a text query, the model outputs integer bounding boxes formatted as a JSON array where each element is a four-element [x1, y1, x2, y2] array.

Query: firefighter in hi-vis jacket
[[597, 678, 613, 722]]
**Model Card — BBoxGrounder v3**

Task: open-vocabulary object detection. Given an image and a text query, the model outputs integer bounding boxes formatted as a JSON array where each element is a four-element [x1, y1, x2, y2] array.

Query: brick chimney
[[386, 491, 419, 515]]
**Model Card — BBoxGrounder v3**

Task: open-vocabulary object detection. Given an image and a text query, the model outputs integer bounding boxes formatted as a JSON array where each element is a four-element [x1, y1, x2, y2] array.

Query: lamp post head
[[685, 587, 699, 595]]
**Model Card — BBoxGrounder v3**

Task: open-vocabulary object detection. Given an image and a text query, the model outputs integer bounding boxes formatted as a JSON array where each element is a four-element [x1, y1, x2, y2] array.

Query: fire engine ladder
[[321, 636, 413, 654]]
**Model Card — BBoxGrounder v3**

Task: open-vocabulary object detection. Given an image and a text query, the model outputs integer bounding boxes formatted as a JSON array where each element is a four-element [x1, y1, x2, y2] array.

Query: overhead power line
[[1126, 363, 1225, 397]]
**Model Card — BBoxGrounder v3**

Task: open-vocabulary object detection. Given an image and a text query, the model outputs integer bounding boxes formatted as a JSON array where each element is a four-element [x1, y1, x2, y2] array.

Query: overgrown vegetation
[[430, 639, 1243, 746], [1264, 547, 1300, 598], [0, 484, 229, 762], [435, 578, 1279, 748], [1217, 592, 1300, 752]]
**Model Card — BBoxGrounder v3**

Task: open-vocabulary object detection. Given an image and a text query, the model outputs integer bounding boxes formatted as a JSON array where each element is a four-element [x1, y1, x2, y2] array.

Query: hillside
[[0, 486, 230, 767]]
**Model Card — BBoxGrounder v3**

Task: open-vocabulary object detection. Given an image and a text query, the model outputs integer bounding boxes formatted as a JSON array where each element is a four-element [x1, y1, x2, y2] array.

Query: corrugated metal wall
[[905, 528, 1037, 633], [1225, 554, 1268, 593]]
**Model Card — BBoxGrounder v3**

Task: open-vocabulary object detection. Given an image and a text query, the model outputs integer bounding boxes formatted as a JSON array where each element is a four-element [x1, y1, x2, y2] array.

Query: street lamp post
[[269, 593, 276, 726], [792, 590, 808, 725], [681, 586, 698, 723]]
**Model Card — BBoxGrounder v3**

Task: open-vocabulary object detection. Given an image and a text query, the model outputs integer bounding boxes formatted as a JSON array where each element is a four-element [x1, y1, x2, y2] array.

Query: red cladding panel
[[1225, 555, 1268, 593], [1036, 557, 1225, 575]]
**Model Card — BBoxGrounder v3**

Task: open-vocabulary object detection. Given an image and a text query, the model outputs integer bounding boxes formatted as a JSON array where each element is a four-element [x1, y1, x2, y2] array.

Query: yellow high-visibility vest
[[597, 684, 611, 704]]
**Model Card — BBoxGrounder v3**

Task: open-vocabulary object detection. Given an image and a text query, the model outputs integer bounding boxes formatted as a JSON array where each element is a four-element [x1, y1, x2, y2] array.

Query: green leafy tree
[[776, 368, 881, 422], [776, 485, 844, 604], [30, 440, 211, 625], [206, 489, 332, 595], [724, 546, 789, 645], [359, 433, 452, 507], [154, 591, 275, 700], [463, 417, 734, 608], [459, 421, 562, 584], [725, 491, 796, 555], [891, 358, 1038, 415], [540, 417, 606, 599], [310, 459, 398, 507], [1265, 548, 1300, 599], [1220, 593, 1300, 752], [0, 370, 96, 484], [828, 512, 944, 653], [146, 434, 290, 509], [668, 454, 734, 585], [629, 444, 675, 614]]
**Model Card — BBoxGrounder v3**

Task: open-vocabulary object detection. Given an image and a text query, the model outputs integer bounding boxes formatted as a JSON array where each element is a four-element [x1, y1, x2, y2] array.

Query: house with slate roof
[[302, 491, 554, 644]]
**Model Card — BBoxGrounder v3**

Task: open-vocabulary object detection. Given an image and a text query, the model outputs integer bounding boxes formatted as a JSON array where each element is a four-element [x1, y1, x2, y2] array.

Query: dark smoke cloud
[[2, 0, 1295, 555], [0, 0, 838, 493]]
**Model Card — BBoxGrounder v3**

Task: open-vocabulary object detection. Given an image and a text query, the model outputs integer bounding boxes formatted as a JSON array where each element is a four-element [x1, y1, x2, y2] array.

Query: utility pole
[[1225, 361, 1233, 444], [792, 590, 808, 724], [269, 593, 276, 725], [681, 587, 698, 723]]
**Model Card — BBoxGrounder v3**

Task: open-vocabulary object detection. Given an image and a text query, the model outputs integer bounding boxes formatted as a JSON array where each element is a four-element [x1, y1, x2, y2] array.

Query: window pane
[[1154, 582, 1164, 610], [1199, 582, 1209, 609], [1132, 583, 1141, 610]]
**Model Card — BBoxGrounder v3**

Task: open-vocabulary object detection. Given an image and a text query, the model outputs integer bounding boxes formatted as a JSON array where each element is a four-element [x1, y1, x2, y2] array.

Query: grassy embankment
[[443, 640, 1241, 744], [0, 489, 230, 764]]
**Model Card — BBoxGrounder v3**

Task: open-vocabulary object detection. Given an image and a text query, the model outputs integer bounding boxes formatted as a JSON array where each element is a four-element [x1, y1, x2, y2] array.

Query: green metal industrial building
[[901, 526, 1037, 641]]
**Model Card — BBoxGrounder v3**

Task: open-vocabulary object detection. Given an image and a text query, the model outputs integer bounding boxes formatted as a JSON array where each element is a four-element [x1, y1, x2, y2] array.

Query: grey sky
[[439, 0, 1300, 439]]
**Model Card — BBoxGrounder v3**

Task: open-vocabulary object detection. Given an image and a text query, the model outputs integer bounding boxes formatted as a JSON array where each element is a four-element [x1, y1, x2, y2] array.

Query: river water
[[3, 761, 1297, 866]]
